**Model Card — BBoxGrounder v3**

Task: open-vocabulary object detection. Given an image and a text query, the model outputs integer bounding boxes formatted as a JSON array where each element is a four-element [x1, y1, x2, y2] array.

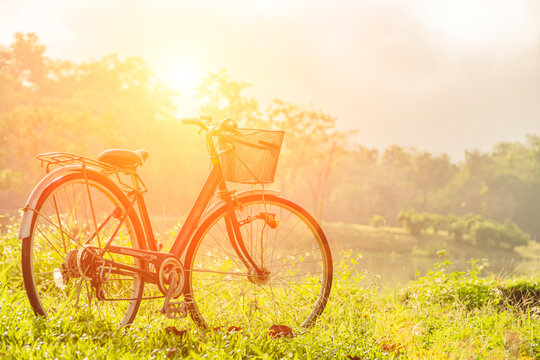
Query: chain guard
[[158, 257, 185, 298]]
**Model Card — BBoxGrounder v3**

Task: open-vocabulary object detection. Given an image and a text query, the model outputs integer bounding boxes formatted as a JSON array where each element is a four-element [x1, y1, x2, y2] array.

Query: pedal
[[161, 301, 188, 319], [159, 272, 187, 319]]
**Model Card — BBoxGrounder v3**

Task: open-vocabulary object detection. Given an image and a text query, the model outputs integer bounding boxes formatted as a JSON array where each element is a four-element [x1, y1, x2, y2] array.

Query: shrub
[[499, 221, 530, 248], [399, 210, 530, 250], [402, 260, 499, 310], [472, 220, 529, 249], [369, 214, 385, 228], [397, 210, 428, 235], [472, 221, 499, 247], [422, 213, 446, 233]]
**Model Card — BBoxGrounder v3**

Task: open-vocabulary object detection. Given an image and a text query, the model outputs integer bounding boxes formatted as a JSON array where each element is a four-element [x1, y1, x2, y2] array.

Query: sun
[[167, 65, 200, 92], [154, 59, 204, 115], [155, 59, 202, 94]]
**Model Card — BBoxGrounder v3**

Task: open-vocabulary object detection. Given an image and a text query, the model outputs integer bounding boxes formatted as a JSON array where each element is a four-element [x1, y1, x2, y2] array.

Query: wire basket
[[218, 129, 285, 184]]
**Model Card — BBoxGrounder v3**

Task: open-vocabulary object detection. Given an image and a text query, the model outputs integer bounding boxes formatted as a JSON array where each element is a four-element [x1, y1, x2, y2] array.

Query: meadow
[[1, 220, 538, 359], [1, 33, 539, 359]]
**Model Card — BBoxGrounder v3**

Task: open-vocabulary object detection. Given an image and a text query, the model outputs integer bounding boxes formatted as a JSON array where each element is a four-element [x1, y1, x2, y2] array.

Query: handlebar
[[181, 117, 210, 131], [180, 117, 243, 137], [181, 116, 243, 158]]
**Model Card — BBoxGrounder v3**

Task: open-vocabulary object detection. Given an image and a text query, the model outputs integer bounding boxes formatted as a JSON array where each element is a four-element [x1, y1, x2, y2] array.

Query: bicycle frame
[[108, 139, 266, 280], [167, 165, 224, 258], [19, 124, 268, 293], [20, 119, 335, 330]]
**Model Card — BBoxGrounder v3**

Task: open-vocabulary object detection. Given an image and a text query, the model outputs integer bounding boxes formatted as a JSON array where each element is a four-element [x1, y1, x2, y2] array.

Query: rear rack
[[37, 152, 122, 174], [36, 152, 146, 193]]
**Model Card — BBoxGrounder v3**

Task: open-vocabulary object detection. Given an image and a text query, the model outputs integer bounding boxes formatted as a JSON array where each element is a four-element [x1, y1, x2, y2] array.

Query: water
[[336, 251, 540, 287]]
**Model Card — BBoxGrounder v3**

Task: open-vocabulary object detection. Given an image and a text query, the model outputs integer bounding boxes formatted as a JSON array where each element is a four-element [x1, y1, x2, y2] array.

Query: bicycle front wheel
[[185, 194, 333, 331], [21, 172, 145, 327]]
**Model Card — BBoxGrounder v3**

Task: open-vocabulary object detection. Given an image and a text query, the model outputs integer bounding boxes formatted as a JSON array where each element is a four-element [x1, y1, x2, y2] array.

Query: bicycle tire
[[184, 193, 333, 330], [21, 171, 146, 327]]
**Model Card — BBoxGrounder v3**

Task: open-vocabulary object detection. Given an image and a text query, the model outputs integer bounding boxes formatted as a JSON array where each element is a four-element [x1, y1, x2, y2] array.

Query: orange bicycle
[[19, 118, 333, 331]]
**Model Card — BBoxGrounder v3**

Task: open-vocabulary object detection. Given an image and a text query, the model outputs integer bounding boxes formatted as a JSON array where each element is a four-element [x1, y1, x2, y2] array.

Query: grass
[[0, 220, 539, 359]]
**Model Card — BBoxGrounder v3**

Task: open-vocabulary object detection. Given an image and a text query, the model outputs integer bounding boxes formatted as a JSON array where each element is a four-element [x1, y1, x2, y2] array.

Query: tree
[[0, 33, 205, 215], [197, 69, 260, 125], [324, 144, 379, 223], [266, 100, 350, 220], [410, 152, 457, 209]]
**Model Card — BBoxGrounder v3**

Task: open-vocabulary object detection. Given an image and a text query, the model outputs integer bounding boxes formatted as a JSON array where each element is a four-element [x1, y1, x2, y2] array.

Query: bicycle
[[19, 117, 333, 331]]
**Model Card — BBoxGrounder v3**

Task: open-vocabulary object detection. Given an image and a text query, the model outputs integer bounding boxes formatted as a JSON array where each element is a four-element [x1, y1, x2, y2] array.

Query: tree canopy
[[1, 33, 540, 241]]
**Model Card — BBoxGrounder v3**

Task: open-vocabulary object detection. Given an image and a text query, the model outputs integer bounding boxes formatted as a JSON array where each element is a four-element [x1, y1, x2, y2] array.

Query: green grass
[[0, 221, 539, 359]]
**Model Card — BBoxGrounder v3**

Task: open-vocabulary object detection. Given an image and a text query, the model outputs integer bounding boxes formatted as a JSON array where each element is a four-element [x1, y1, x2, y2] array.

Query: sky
[[1, 0, 539, 159]]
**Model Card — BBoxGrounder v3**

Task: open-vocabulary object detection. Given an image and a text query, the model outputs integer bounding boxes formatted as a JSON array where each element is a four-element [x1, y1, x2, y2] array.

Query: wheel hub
[[60, 249, 80, 280], [247, 267, 271, 285], [76, 245, 100, 280]]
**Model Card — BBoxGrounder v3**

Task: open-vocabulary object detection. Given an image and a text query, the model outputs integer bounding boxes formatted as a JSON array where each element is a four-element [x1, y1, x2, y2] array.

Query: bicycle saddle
[[97, 149, 149, 169]]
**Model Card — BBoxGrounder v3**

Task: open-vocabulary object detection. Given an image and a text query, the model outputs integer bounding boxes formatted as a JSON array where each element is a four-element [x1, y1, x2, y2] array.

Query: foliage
[[266, 99, 352, 220], [402, 259, 498, 310], [2, 33, 540, 247], [397, 209, 429, 235], [472, 220, 530, 249], [447, 214, 468, 242], [397, 210, 530, 250], [0, 32, 205, 216], [196, 69, 260, 126], [369, 214, 385, 228]]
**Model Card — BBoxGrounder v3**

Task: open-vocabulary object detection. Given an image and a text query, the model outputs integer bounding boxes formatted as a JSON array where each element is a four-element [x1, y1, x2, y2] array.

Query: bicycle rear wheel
[[21, 172, 145, 327], [185, 193, 333, 331]]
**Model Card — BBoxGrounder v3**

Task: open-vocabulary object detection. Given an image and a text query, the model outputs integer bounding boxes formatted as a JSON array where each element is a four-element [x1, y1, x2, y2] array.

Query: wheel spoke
[[22, 175, 144, 328], [187, 195, 332, 330]]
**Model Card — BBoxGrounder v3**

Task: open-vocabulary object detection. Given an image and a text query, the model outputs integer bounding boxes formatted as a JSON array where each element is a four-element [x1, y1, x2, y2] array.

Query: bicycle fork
[[220, 190, 276, 285]]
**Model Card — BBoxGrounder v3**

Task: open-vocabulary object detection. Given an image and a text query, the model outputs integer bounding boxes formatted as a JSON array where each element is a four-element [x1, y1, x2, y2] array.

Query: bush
[[399, 210, 530, 250], [472, 221, 499, 247], [426, 214, 446, 233], [369, 214, 385, 228], [397, 210, 428, 235], [447, 215, 467, 242], [402, 260, 499, 310], [398, 211, 450, 235], [472, 220, 529, 249]]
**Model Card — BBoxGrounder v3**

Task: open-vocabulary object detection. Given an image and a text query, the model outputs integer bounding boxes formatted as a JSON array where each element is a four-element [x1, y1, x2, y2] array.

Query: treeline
[[1, 33, 540, 242], [322, 135, 540, 242], [397, 210, 529, 250]]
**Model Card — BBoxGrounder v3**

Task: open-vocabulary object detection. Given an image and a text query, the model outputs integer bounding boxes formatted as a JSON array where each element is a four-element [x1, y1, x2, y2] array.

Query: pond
[[334, 250, 540, 287]]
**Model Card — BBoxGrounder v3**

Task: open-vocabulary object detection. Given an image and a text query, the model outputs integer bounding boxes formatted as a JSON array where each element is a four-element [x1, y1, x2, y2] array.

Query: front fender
[[18, 165, 105, 239]]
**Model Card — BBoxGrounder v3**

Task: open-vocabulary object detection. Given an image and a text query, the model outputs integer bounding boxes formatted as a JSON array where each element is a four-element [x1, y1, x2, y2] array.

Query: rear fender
[[18, 165, 106, 239]]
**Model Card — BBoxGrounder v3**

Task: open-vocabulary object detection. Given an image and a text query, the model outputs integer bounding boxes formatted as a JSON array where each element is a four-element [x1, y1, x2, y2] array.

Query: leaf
[[165, 326, 187, 338], [268, 325, 294, 338]]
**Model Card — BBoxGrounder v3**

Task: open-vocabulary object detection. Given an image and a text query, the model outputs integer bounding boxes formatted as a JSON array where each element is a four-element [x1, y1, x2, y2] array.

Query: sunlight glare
[[413, 0, 536, 49], [154, 59, 203, 115], [157, 60, 201, 93]]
